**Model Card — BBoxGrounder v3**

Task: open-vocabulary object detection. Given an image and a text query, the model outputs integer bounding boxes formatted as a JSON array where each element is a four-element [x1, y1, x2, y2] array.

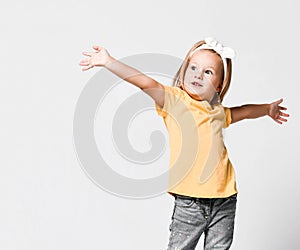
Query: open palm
[[79, 46, 111, 71], [268, 98, 289, 124]]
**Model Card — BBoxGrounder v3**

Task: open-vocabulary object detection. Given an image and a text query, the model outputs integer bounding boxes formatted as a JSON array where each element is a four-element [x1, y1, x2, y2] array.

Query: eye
[[191, 65, 197, 71], [205, 70, 213, 75]]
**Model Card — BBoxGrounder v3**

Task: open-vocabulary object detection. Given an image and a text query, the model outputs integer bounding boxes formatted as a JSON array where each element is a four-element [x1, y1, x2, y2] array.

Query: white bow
[[202, 37, 235, 59], [191, 37, 236, 59]]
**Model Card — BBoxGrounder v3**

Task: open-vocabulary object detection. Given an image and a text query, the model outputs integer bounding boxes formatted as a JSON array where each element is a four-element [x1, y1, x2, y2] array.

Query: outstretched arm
[[79, 45, 165, 108], [230, 98, 289, 125]]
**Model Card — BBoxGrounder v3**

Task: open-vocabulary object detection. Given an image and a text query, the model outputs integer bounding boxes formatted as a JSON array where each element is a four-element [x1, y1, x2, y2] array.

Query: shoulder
[[222, 105, 231, 112], [220, 105, 232, 128], [164, 85, 183, 94], [162, 85, 187, 100]]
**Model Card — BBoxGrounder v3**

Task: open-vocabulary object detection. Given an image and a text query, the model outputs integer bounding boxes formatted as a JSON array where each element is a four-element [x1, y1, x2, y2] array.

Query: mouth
[[191, 81, 203, 87]]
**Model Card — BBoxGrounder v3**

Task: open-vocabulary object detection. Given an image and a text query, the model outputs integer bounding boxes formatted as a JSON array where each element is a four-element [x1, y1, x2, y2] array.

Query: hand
[[268, 98, 290, 124], [79, 45, 113, 71]]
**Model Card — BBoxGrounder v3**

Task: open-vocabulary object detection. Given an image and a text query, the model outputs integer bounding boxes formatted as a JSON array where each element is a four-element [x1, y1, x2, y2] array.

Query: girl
[[79, 37, 289, 249]]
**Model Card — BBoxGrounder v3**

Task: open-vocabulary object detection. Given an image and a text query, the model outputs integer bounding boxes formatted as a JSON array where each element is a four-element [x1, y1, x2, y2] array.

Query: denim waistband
[[174, 193, 237, 200]]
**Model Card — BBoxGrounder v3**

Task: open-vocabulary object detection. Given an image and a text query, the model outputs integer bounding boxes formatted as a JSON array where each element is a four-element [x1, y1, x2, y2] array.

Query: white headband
[[189, 37, 236, 92]]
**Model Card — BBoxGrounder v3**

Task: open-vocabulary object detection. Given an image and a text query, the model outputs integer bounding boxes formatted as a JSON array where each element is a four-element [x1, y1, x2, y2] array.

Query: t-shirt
[[155, 85, 238, 198]]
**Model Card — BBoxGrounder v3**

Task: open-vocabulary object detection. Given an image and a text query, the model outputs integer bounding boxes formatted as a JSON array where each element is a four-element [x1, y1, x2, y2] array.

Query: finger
[[275, 98, 283, 105], [93, 45, 102, 51], [279, 106, 287, 110], [81, 66, 91, 71], [278, 115, 288, 121], [278, 117, 287, 123], [82, 52, 93, 57], [279, 112, 289, 117], [274, 119, 282, 124], [81, 64, 93, 71], [79, 59, 89, 65], [79, 58, 89, 63]]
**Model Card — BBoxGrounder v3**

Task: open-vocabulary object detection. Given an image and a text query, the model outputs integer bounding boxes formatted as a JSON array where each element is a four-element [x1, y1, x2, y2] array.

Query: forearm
[[230, 103, 270, 123], [104, 56, 157, 89], [240, 103, 270, 119]]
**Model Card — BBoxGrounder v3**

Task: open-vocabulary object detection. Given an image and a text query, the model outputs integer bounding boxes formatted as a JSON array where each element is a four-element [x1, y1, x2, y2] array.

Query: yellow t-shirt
[[155, 85, 238, 198]]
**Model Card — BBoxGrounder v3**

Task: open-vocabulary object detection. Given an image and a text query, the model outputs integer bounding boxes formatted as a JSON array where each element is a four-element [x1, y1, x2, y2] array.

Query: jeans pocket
[[175, 195, 195, 208]]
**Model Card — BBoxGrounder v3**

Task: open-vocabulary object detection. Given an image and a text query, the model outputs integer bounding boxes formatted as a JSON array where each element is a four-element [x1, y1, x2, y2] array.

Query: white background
[[1, 0, 299, 249]]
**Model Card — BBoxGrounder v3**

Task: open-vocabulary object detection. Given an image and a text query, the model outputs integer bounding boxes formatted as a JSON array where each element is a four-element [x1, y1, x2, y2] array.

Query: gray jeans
[[167, 193, 237, 250]]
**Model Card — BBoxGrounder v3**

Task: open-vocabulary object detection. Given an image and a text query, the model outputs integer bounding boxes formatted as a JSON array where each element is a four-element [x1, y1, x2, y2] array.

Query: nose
[[195, 68, 204, 79]]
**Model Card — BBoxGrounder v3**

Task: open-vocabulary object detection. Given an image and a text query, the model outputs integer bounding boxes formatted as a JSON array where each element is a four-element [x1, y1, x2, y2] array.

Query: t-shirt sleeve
[[155, 102, 167, 117], [223, 107, 232, 128], [155, 85, 181, 117]]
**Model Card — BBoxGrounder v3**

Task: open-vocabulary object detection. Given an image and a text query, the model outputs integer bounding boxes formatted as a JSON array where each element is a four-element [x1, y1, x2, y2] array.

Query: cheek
[[184, 70, 193, 81], [183, 73, 189, 84], [210, 76, 222, 90]]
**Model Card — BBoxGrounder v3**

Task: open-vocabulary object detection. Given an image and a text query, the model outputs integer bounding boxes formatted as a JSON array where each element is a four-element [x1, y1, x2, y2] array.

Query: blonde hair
[[172, 40, 232, 102]]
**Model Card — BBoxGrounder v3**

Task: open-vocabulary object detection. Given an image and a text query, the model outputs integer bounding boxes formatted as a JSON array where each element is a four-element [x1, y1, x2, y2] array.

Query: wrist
[[266, 103, 271, 116], [104, 56, 116, 68]]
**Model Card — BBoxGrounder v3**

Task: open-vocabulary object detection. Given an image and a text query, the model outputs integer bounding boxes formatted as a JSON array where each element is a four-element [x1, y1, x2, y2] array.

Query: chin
[[186, 90, 203, 101], [181, 84, 203, 100]]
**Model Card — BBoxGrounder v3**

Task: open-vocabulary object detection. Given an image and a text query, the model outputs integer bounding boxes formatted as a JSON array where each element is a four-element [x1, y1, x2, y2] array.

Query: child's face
[[183, 49, 224, 102]]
